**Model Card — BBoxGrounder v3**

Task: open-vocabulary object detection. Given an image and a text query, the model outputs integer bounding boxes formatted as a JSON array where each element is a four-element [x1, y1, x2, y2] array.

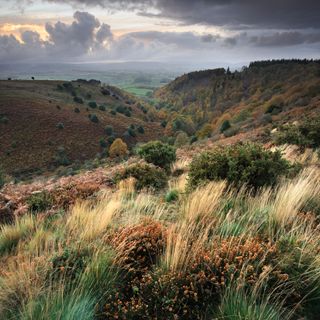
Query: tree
[[220, 120, 231, 133], [137, 141, 176, 171], [174, 132, 189, 147], [109, 138, 128, 158]]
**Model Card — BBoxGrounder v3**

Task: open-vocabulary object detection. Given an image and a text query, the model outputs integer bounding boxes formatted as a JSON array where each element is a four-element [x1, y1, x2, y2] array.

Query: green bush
[[137, 126, 145, 134], [51, 247, 90, 281], [220, 120, 231, 133], [73, 96, 83, 104], [137, 141, 176, 171], [165, 189, 179, 203], [127, 127, 136, 137], [99, 138, 107, 148], [188, 143, 290, 190], [275, 116, 320, 149], [107, 135, 115, 144], [115, 163, 168, 191], [26, 191, 53, 213], [56, 122, 64, 129], [0, 116, 9, 124], [88, 114, 99, 123], [222, 126, 240, 138], [74, 107, 80, 113], [88, 101, 97, 109], [54, 146, 70, 166], [105, 125, 114, 135], [99, 105, 106, 111]]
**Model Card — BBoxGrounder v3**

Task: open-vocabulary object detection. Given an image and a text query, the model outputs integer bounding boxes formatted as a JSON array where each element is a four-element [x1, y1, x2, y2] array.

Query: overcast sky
[[0, 0, 320, 67]]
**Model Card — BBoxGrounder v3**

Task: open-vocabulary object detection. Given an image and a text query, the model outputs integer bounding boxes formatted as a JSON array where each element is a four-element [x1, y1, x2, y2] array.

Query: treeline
[[249, 59, 320, 68]]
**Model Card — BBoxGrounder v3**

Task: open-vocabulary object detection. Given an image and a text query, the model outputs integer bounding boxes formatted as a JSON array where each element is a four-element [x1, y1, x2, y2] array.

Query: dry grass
[[66, 192, 121, 241]]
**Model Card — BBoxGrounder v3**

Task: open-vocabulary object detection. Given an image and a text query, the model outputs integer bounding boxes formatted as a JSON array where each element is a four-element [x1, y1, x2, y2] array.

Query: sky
[[0, 0, 320, 68]]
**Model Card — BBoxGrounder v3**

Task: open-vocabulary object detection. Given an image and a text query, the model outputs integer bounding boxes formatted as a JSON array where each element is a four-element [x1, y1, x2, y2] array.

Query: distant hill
[[0, 80, 163, 177], [155, 60, 320, 137]]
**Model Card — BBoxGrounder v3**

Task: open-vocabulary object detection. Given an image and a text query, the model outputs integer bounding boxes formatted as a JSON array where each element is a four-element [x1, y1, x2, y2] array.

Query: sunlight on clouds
[[0, 23, 48, 41]]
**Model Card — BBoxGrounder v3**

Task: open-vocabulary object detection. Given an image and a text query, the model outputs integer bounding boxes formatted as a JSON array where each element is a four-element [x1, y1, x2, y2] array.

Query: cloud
[[250, 31, 320, 47], [1, 11, 320, 65], [25, 0, 320, 29]]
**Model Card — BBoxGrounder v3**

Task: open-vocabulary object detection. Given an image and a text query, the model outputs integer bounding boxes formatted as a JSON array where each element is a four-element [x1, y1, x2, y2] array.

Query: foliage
[[88, 101, 97, 109], [74, 107, 80, 113], [115, 163, 168, 191], [174, 131, 189, 148], [137, 141, 176, 171], [50, 247, 90, 281], [105, 125, 113, 135], [56, 122, 64, 129], [137, 126, 145, 134], [188, 143, 290, 190], [220, 120, 231, 133], [88, 114, 99, 123], [109, 138, 128, 158], [99, 105, 106, 111], [73, 96, 83, 104], [26, 191, 53, 213], [275, 116, 320, 149], [165, 189, 179, 202]]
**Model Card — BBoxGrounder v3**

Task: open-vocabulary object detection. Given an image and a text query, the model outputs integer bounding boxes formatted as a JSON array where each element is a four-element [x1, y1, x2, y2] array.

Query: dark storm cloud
[[40, 0, 320, 29], [250, 31, 320, 47]]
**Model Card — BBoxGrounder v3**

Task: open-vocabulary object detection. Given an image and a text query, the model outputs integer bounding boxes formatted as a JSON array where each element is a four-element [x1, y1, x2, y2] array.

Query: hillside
[[0, 80, 163, 178], [155, 60, 320, 138]]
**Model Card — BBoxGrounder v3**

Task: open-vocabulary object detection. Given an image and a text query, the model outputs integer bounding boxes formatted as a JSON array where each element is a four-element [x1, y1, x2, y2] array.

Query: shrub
[[111, 221, 166, 281], [115, 163, 168, 191], [161, 120, 167, 128], [188, 143, 290, 190], [127, 127, 136, 137], [99, 138, 107, 148], [88, 114, 99, 123], [54, 146, 70, 166], [223, 126, 240, 138], [73, 96, 83, 104], [0, 116, 9, 124], [74, 107, 80, 113], [174, 131, 189, 147], [137, 141, 176, 171], [125, 110, 132, 117], [165, 189, 179, 202], [220, 120, 231, 133], [88, 101, 97, 109], [107, 135, 115, 145], [50, 247, 90, 281], [266, 104, 282, 115], [275, 116, 320, 149], [109, 138, 128, 158], [99, 105, 106, 111], [26, 191, 53, 213], [137, 126, 145, 134], [56, 122, 64, 129], [105, 125, 113, 135]]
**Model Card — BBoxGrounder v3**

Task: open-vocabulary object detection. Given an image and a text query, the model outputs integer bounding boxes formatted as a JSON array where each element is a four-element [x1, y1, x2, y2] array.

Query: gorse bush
[[137, 141, 176, 171], [220, 120, 231, 133], [109, 138, 128, 158], [26, 191, 53, 213], [115, 163, 168, 191], [188, 143, 290, 190], [105, 125, 113, 135], [275, 116, 320, 149]]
